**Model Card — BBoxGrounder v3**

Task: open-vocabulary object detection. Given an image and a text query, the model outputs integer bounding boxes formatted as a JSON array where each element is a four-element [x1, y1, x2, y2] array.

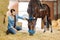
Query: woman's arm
[[17, 15, 27, 20], [18, 16, 24, 19]]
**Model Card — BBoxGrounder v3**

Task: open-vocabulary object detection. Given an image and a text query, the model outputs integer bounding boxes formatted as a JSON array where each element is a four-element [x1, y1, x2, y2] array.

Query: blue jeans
[[8, 26, 22, 34]]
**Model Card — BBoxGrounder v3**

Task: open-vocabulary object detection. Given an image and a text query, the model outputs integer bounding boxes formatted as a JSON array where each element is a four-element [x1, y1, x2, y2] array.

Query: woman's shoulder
[[8, 15, 12, 20], [8, 14, 11, 17]]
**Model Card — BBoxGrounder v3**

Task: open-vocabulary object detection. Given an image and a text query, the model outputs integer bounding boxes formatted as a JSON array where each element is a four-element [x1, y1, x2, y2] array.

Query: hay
[[52, 20, 58, 29]]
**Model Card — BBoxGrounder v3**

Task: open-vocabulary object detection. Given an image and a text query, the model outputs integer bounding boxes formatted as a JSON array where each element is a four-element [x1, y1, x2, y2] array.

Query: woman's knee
[[8, 28, 16, 34]]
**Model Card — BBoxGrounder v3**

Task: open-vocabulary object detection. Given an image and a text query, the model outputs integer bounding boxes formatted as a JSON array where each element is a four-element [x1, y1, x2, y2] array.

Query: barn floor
[[0, 13, 60, 40], [0, 24, 60, 40]]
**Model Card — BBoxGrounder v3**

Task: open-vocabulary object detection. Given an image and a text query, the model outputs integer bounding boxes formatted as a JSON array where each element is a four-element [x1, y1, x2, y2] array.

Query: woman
[[6, 9, 25, 34]]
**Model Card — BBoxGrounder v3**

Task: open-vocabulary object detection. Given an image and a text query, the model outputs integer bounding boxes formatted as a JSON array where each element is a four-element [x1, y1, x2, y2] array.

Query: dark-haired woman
[[6, 9, 25, 34]]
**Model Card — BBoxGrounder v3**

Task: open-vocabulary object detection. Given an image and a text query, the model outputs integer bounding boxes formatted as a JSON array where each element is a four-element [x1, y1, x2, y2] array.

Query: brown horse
[[27, 0, 52, 33]]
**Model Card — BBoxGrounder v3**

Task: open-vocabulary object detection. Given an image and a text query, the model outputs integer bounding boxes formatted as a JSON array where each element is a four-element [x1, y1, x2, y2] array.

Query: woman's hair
[[10, 9, 15, 13]]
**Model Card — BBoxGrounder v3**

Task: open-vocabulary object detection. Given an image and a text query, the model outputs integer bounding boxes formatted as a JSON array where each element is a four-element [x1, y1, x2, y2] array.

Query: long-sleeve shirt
[[8, 15, 24, 29]]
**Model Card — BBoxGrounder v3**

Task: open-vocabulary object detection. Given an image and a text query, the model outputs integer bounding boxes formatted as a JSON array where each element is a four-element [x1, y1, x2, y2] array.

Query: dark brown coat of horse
[[27, 0, 52, 32]]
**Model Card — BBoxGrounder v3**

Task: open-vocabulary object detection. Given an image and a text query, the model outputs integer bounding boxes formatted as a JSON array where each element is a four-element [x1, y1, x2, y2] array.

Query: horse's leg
[[43, 22, 46, 33], [42, 18, 46, 33], [46, 16, 50, 30], [43, 15, 49, 32], [47, 14, 52, 32], [50, 22, 52, 32], [48, 19, 52, 32]]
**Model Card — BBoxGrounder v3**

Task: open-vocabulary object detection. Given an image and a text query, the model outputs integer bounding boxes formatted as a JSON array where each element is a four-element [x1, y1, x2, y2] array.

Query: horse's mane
[[29, 0, 36, 6], [28, 0, 43, 9]]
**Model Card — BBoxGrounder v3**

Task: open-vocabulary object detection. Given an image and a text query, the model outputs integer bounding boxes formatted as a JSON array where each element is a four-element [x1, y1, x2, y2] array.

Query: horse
[[27, 0, 52, 33]]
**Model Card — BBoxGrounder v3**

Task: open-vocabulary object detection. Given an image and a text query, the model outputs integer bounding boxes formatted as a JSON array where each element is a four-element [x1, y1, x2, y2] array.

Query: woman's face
[[12, 11, 16, 16]]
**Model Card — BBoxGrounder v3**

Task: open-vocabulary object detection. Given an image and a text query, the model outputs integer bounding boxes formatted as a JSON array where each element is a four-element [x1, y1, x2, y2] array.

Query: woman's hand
[[23, 18, 27, 20]]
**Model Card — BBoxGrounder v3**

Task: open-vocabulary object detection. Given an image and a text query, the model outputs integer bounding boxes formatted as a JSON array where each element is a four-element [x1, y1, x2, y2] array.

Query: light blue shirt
[[8, 15, 23, 29]]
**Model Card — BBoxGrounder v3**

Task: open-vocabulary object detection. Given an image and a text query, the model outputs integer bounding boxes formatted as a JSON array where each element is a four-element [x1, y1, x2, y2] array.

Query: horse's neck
[[37, 0, 45, 9]]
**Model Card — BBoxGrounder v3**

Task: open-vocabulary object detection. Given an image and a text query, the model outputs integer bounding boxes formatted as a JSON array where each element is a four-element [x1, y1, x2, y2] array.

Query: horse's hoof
[[51, 30, 52, 33], [43, 30, 46, 33]]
